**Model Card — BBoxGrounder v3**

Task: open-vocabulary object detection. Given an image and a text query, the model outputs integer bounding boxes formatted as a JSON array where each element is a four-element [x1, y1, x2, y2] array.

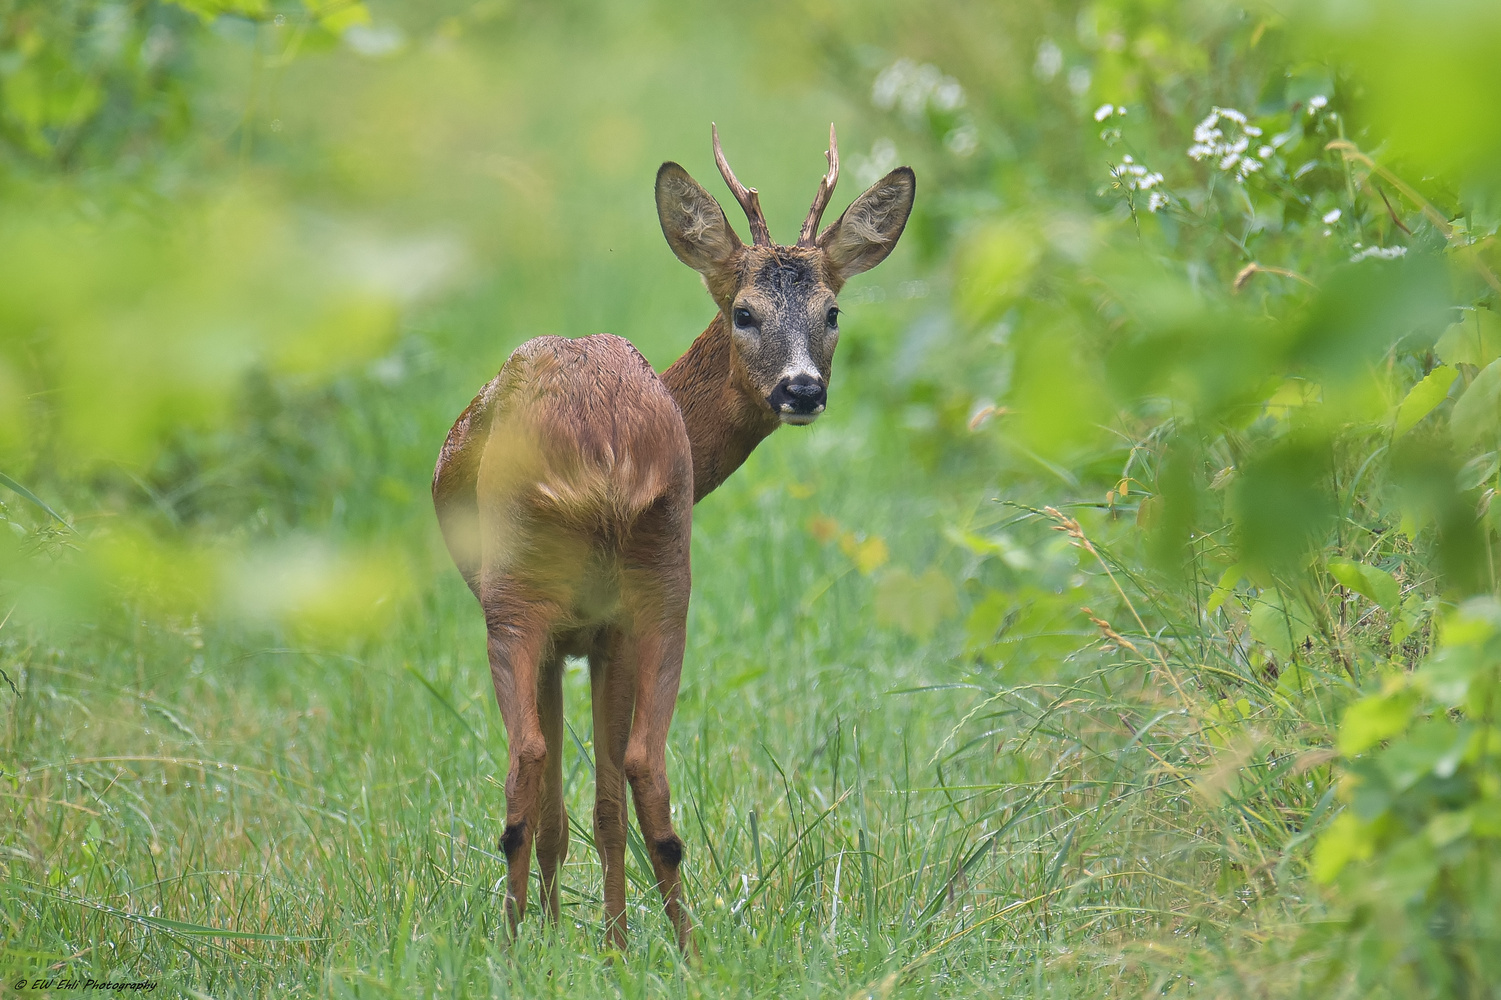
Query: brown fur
[[659, 313, 781, 502], [432, 131, 915, 953]]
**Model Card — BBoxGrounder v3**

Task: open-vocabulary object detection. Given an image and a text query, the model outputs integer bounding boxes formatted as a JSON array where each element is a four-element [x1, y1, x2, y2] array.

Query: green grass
[[1, 404, 983, 995], [0, 385, 1347, 997]]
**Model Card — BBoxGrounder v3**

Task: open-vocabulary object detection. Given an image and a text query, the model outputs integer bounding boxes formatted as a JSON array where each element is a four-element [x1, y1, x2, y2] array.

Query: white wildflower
[[934, 79, 965, 111], [1109, 153, 1169, 207], [1322, 208, 1342, 224], [1094, 103, 1115, 122], [1350, 245, 1407, 262], [1035, 38, 1063, 81], [944, 124, 979, 157], [1258, 145, 1274, 159], [1307, 94, 1328, 110], [1187, 106, 1268, 183], [874, 59, 966, 118], [344, 23, 405, 58]]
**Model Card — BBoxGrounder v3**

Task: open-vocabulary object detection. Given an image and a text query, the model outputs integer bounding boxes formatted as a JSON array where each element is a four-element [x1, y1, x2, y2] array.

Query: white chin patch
[[780, 410, 822, 426]]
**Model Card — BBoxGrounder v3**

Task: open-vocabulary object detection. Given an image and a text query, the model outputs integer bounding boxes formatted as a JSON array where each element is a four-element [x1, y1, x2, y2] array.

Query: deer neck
[[661, 313, 781, 503]]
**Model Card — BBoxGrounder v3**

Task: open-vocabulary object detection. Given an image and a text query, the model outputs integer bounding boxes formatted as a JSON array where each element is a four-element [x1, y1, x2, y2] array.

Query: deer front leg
[[590, 628, 636, 951], [482, 588, 558, 936], [622, 618, 693, 954]]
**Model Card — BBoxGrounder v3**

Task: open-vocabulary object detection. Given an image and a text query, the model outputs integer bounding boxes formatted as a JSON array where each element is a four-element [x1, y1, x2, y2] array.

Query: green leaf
[[1248, 590, 1313, 660], [1438, 597, 1501, 647], [875, 566, 958, 640], [1434, 308, 1501, 368], [1393, 365, 1457, 437], [1328, 557, 1401, 611], [964, 589, 1012, 657], [1368, 834, 1440, 903], [164, 0, 269, 21], [1390, 593, 1432, 646], [1312, 811, 1370, 883], [1339, 689, 1417, 755], [1205, 563, 1243, 615], [1473, 797, 1501, 838], [1450, 358, 1501, 450], [955, 223, 1040, 325], [1415, 647, 1480, 706], [304, 0, 372, 34], [0, 471, 75, 530], [1380, 719, 1468, 791]]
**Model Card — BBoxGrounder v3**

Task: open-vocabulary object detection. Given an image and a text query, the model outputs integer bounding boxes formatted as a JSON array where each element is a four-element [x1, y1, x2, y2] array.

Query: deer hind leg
[[533, 651, 568, 924], [622, 623, 692, 953], [482, 586, 559, 936], [590, 627, 636, 950], [621, 568, 694, 953]]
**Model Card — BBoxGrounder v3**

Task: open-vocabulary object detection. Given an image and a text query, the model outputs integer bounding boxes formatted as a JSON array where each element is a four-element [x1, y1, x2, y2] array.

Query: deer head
[[655, 125, 916, 425]]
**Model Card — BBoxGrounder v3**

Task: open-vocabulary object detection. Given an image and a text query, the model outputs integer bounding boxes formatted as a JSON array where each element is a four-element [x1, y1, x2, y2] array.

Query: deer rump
[[433, 333, 694, 642]]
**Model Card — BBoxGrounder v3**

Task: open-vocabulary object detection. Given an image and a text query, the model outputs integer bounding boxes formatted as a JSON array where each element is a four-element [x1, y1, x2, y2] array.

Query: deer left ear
[[818, 167, 915, 282]]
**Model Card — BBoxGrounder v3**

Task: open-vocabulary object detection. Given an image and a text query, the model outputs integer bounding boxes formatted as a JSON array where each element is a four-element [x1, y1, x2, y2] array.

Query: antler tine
[[797, 123, 840, 247], [712, 123, 771, 246]]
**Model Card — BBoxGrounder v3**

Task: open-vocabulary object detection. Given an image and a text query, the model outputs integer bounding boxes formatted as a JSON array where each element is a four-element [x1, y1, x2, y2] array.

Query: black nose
[[768, 374, 827, 417]]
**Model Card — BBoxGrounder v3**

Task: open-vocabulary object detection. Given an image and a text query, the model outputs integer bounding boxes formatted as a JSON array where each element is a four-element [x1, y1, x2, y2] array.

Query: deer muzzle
[[768, 373, 827, 425]]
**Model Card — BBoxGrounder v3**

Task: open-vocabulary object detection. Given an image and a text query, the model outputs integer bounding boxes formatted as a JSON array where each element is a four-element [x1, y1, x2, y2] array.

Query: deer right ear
[[656, 162, 743, 281]]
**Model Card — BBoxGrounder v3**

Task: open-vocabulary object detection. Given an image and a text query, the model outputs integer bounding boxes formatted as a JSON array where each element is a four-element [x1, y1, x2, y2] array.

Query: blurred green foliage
[[4, 0, 1501, 996]]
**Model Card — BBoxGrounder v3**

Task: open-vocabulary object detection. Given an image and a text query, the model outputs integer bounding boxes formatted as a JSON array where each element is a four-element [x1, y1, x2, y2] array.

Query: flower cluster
[[1110, 154, 1168, 212], [873, 59, 965, 118], [872, 59, 976, 159], [1187, 107, 1266, 181], [1094, 103, 1127, 145], [1350, 245, 1407, 263]]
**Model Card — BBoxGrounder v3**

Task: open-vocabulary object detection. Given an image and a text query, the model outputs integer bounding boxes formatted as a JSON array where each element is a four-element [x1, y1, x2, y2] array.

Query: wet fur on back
[[432, 334, 691, 605]]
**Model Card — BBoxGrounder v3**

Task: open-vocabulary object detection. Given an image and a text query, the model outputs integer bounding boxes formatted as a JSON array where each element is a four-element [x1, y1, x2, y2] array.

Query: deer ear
[[818, 167, 915, 281], [656, 162, 743, 278]]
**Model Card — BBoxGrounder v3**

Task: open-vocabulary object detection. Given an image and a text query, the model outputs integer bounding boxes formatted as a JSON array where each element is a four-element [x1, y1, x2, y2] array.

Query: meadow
[[3, 1, 1501, 997]]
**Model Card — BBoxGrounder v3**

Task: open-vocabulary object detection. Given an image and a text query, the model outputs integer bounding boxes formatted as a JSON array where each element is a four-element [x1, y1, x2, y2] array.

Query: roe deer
[[432, 124, 914, 951]]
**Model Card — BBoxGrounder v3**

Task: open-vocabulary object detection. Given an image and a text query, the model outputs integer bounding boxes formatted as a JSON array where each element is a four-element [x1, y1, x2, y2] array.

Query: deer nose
[[769, 373, 827, 421]]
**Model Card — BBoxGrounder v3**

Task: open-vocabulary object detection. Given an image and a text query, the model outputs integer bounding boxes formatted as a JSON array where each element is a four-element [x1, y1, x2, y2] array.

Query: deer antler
[[797, 123, 839, 247], [712, 123, 771, 246]]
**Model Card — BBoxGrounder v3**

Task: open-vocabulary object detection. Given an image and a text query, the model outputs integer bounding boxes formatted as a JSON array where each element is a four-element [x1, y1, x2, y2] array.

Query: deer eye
[[733, 307, 755, 328], [826, 307, 840, 327]]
